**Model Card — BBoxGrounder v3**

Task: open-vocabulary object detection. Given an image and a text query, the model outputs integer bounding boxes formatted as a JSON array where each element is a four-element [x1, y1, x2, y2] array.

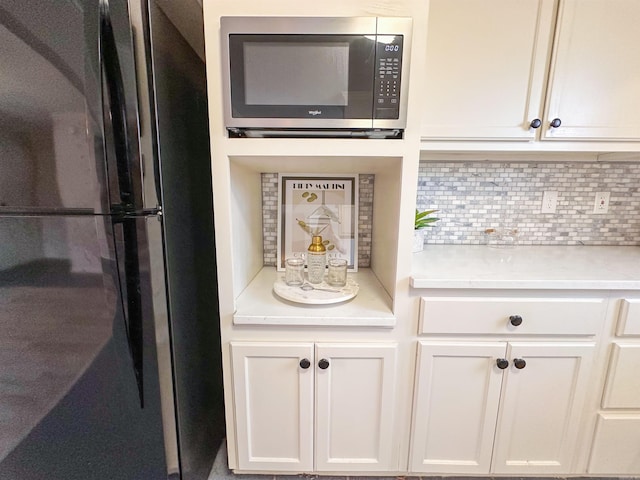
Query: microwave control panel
[[374, 35, 404, 120]]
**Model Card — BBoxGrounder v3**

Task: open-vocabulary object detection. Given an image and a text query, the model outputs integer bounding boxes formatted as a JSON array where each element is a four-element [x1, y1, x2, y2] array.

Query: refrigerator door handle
[[100, 0, 145, 408], [100, 0, 135, 210], [117, 217, 145, 408]]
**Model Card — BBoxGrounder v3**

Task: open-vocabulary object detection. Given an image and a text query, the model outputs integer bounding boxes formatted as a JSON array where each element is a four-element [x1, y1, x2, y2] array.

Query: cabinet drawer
[[419, 297, 606, 335], [616, 299, 640, 336], [602, 343, 640, 409]]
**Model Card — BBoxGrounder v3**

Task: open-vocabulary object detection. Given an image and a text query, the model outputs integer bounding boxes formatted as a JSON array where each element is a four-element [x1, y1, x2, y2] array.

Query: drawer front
[[616, 299, 640, 336], [419, 297, 606, 335]]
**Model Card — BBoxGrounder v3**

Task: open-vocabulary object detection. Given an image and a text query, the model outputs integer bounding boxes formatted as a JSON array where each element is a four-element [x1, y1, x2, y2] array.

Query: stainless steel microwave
[[220, 16, 412, 138]]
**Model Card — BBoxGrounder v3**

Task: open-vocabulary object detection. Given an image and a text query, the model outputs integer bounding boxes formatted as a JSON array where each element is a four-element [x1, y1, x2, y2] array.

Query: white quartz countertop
[[234, 267, 395, 326], [411, 245, 640, 290]]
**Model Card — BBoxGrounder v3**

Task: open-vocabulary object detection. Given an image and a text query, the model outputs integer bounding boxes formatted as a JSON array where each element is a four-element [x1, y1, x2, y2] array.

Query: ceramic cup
[[327, 258, 347, 287], [284, 257, 305, 286]]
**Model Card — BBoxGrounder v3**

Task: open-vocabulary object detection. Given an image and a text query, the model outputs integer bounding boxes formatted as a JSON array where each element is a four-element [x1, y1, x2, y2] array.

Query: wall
[[416, 161, 640, 246]]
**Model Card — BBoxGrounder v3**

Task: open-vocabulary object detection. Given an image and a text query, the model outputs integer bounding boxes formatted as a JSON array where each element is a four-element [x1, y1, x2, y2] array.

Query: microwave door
[[225, 34, 375, 129]]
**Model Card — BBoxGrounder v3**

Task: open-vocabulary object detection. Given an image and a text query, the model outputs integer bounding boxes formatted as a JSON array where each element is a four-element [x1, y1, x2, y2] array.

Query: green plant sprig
[[415, 208, 440, 230]]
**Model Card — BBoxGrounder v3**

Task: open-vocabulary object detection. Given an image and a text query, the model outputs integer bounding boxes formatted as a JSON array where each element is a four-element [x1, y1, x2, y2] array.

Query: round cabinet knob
[[514, 358, 527, 369], [550, 118, 562, 128], [530, 118, 542, 129], [299, 358, 311, 369], [496, 358, 509, 370], [318, 358, 330, 370], [509, 315, 523, 326]]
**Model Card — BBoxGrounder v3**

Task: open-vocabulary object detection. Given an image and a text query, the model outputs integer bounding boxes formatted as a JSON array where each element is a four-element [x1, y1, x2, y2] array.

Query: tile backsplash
[[417, 161, 640, 245], [261, 161, 640, 263]]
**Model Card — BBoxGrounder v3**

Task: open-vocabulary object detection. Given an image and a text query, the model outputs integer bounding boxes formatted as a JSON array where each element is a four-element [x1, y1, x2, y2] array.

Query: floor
[[207, 441, 635, 480]]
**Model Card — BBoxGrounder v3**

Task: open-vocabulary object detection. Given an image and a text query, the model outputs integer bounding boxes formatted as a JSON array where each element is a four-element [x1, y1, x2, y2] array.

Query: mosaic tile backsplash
[[262, 162, 640, 263], [417, 161, 640, 246]]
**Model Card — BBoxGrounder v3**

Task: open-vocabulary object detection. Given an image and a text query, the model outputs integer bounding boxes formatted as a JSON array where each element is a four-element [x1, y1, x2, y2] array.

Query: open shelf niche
[[227, 153, 403, 326]]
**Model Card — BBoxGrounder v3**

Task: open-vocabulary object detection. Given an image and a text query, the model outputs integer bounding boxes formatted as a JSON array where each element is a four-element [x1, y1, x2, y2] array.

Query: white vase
[[412, 228, 426, 253]]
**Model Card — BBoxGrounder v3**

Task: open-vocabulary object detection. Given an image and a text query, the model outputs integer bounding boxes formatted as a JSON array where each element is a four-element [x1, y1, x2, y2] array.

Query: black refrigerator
[[0, 0, 224, 479]]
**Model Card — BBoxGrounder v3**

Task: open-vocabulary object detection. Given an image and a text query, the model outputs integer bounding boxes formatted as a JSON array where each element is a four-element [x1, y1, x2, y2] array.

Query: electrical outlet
[[541, 191, 558, 213], [593, 192, 610, 214]]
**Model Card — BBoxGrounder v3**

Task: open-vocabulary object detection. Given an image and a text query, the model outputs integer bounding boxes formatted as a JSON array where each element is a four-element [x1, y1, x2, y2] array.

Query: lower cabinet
[[589, 413, 640, 474], [588, 298, 640, 474], [230, 341, 398, 473], [410, 340, 595, 475]]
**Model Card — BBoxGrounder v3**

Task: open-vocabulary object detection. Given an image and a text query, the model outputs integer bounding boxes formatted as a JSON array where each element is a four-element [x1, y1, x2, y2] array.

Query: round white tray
[[273, 276, 359, 305]]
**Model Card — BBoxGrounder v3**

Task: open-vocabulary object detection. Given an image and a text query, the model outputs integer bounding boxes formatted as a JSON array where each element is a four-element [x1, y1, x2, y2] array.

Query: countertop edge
[[410, 278, 640, 291], [410, 245, 640, 291]]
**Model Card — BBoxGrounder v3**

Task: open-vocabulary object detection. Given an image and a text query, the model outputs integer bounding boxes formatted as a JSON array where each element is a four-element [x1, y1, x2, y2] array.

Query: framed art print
[[277, 174, 358, 271]]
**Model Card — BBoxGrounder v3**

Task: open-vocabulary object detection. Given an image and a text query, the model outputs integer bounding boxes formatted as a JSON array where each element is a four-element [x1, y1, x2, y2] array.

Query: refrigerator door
[[101, 0, 158, 214], [0, 0, 154, 215], [0, 215, 167, 480], [0, 0, 107, 213]]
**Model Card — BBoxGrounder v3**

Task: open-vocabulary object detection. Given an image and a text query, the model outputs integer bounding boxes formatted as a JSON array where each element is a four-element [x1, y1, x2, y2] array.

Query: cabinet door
[[410, 342, 505, 474], [230, 342, 314, 471], [542, 0, 640, 141], [492, 342, 595, 474], [315, 343, 397, 472], [602, 343, 640, 408], [421, 0, 555, 140], [588, 413, 640, 474]]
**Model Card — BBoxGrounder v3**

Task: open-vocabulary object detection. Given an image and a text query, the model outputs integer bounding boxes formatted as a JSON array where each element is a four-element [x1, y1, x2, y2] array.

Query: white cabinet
[[230, 342, 314, 471], [616, 298, 640, 335], [589, 413, 640, 474], [421, 0, 555, 141], [588, 297, 640, 475], [230, 341, 398, 473], [411, 340, 594, 474], [491, 342, 594, 474], [421, 0, 640, 143], [418, 296, 605, 335], [411, 294, 603, 475], [543, 0, 640, 141], [410, 342, 504, 474], [601, 343, 640, 408]]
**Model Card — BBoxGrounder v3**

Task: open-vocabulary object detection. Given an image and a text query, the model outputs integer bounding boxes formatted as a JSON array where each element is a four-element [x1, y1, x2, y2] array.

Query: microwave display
[[221, 17, 412, 135]]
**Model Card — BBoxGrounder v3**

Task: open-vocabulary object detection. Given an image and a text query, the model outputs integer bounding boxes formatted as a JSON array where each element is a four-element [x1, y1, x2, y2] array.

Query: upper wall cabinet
[[421, 0, 640, 143], [421, 0, 555, 142], [543, 0, 640, 142]]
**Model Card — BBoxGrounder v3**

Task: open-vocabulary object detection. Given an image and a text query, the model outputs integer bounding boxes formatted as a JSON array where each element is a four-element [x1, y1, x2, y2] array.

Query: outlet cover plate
[[593, 192, 610, 214], [541, 191, 558, 213]]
